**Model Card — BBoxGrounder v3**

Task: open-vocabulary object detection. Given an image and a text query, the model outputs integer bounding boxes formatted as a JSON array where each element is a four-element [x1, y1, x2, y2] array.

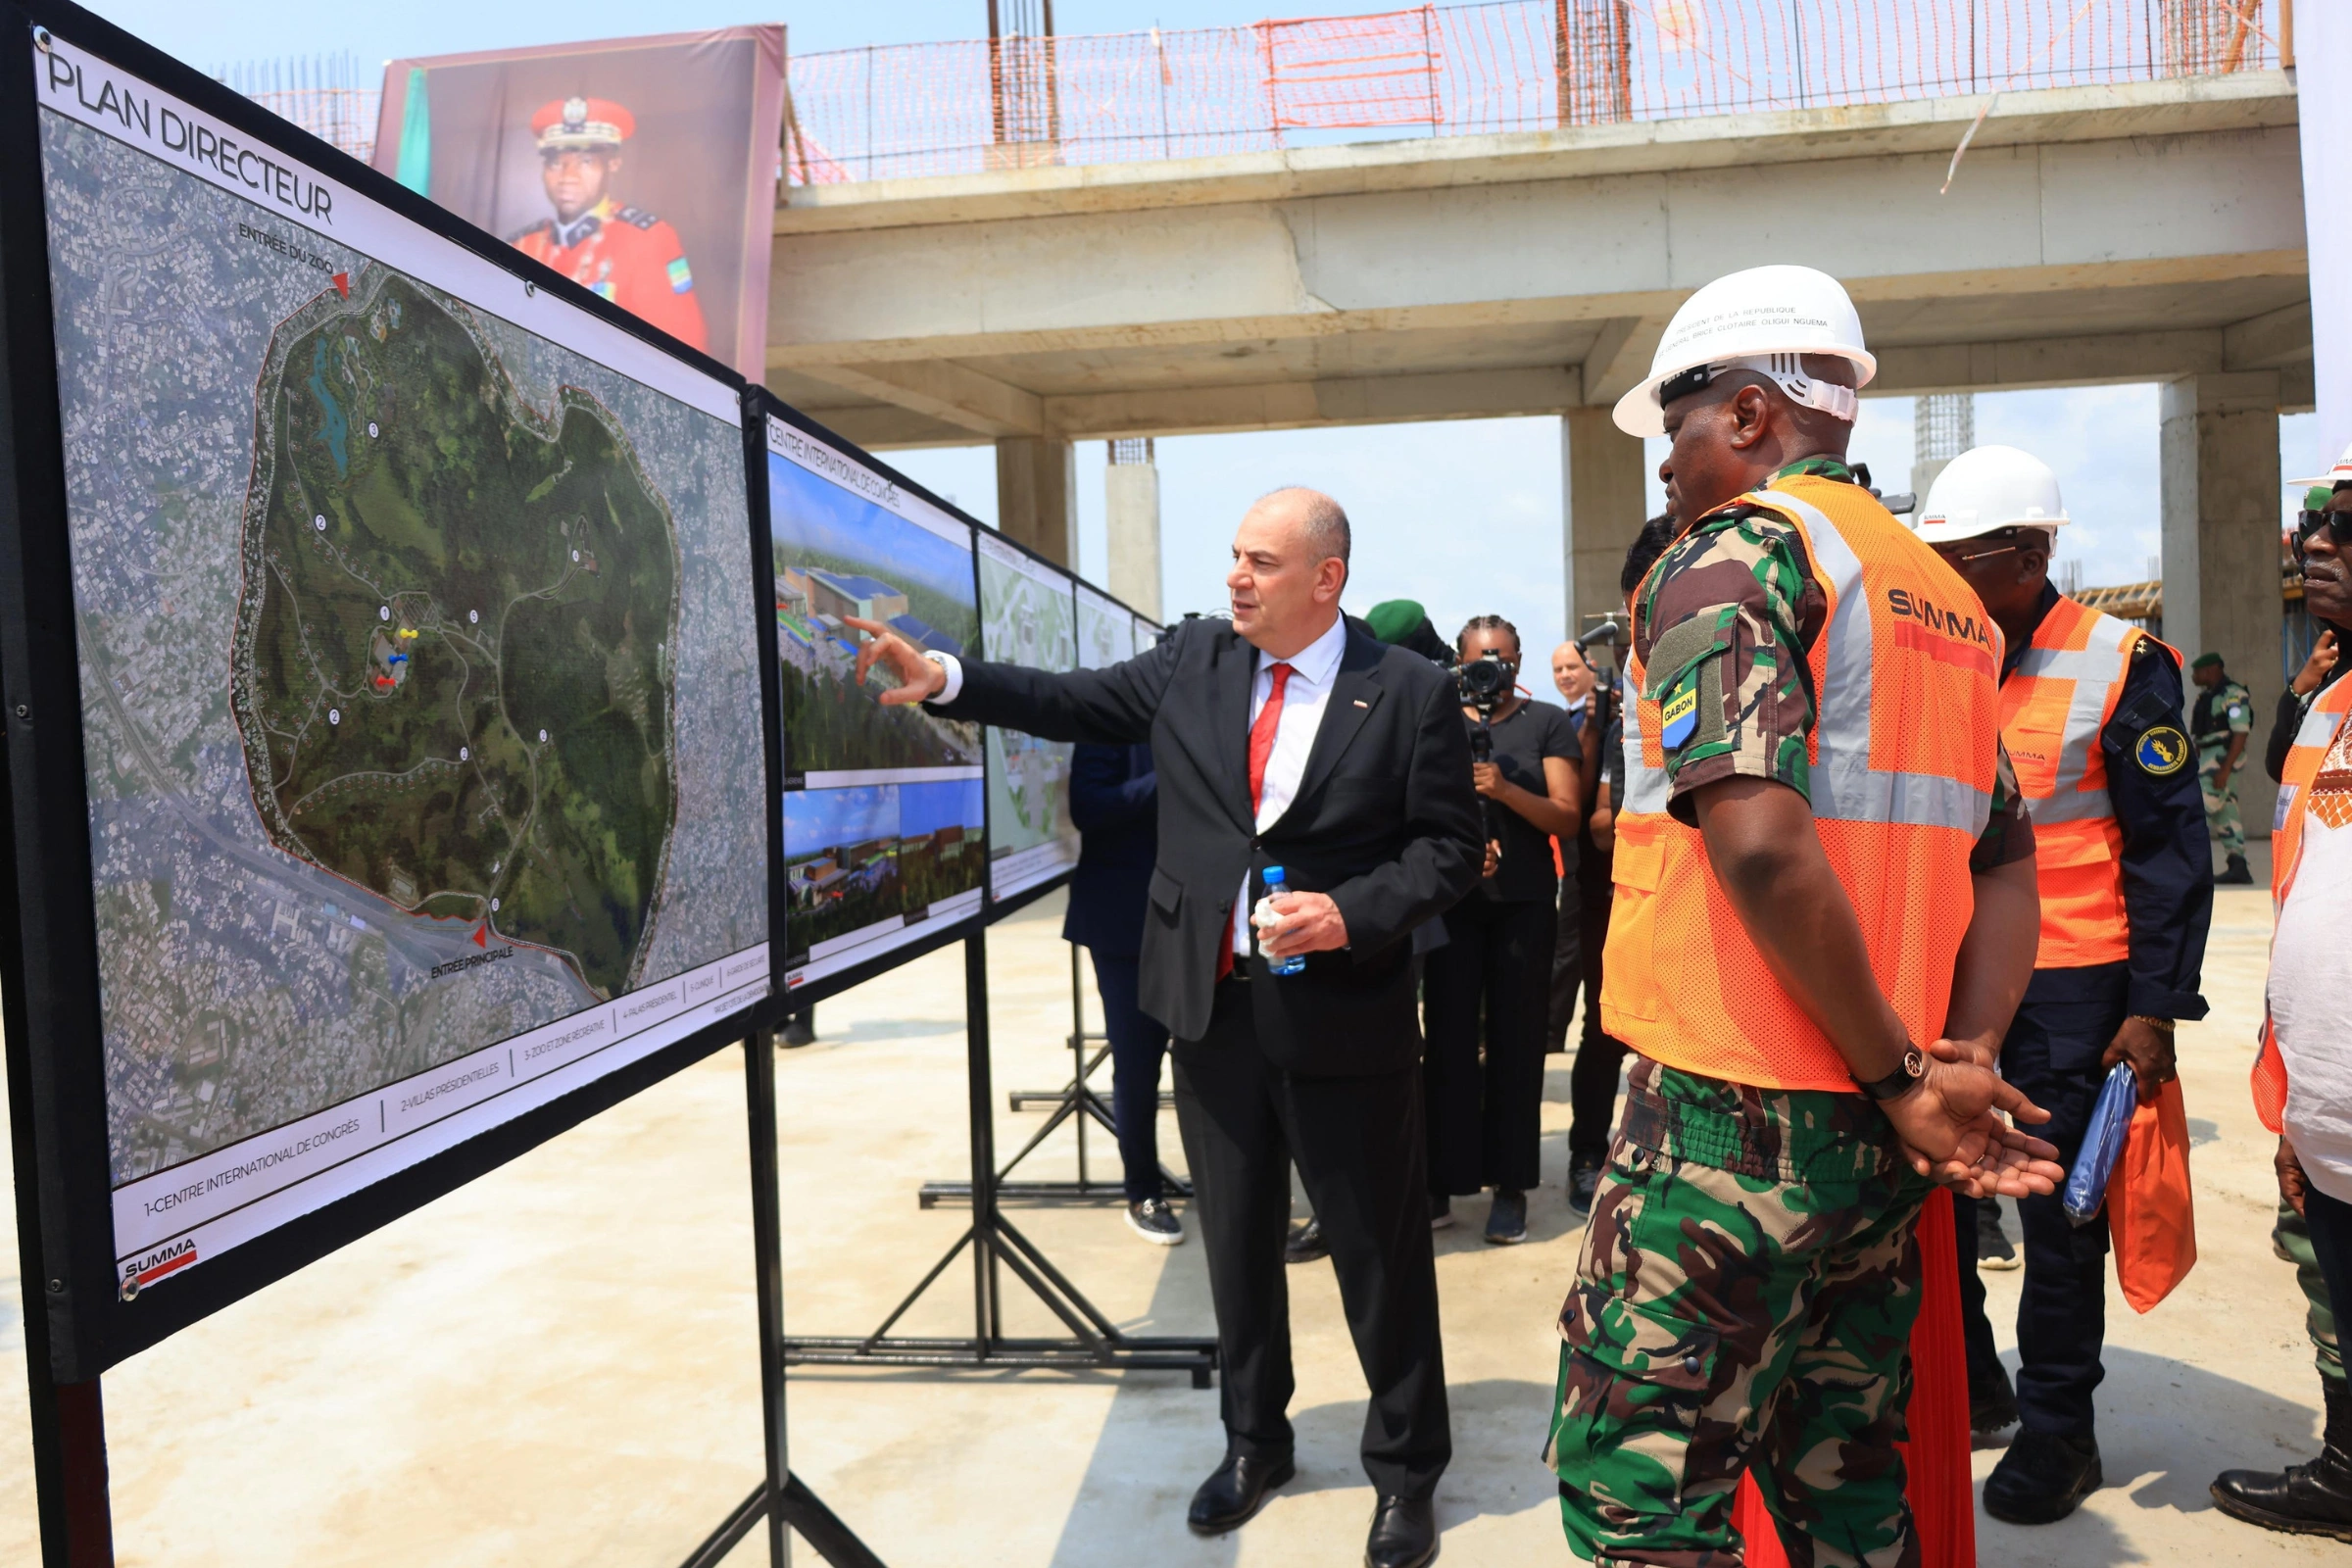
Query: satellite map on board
[[38, 104, 766, 1190]]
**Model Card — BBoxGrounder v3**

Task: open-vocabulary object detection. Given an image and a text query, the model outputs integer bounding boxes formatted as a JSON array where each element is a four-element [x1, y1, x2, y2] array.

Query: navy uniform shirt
[[2006, 583, 2211, 1021]]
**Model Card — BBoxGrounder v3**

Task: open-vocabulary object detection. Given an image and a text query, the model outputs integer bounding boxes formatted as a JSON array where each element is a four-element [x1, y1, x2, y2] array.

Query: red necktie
[[1219, 662, 1294, 982]]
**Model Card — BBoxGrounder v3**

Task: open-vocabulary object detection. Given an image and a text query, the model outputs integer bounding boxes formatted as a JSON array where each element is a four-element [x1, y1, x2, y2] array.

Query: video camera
[[1454, 650, 1513, 720]]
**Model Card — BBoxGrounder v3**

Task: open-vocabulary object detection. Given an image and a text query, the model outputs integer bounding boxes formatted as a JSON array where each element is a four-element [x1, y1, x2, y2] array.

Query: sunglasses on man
[[1931, 526, 2041, 566], [2293, 504, 2352, 558]]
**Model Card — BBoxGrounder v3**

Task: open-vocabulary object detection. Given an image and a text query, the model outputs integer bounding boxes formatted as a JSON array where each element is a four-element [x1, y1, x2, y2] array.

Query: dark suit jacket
[[1063, 742, 1157, 958], [940, 616, 1481, 1072]]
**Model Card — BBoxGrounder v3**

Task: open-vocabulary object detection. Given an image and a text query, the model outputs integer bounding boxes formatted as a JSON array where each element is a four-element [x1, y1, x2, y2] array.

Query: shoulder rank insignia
[[2134, 724, 2189, 775]]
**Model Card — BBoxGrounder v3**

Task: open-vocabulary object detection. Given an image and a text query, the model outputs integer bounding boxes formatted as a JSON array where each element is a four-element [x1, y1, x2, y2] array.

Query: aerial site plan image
[[32, 34, 769, 1292], [978, 532, 1078, 902], [766, 415, 984, 992]]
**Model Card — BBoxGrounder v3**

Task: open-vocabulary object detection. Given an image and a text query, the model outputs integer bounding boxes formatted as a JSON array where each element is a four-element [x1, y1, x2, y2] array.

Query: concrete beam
[[774, 74, 2296, 237], [1038, 366, 1582, 438], [1871, 329, 2231, 394], [1582, 317, 1669, 407], [2223, 301, 2315, 369], [790, 360, 1044, 438], [787, 403, 989, 452]]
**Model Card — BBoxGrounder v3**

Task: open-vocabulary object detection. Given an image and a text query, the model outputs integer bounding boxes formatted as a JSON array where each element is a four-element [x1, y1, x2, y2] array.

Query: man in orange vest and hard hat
[[1546, 263, 2066, 1565], [1917, 445, 2211, 1524], [2210, 438, 2352, 1542], [509, 96, 710, 353]]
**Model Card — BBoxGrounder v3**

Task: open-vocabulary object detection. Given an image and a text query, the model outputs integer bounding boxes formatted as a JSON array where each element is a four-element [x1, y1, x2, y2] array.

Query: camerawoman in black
[[1427, 616, 1583, 1244]]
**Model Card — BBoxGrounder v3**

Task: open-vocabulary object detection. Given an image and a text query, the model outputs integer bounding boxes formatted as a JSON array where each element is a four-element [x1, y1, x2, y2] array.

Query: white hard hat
[[1611, 265, 1878, 438], [1913, 445, 2069, 543], [2290, 435, 2352, 490]]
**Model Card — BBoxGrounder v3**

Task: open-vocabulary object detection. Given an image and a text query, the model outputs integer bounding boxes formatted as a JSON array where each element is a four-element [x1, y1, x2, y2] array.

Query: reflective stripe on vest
[[2253, 675, 2352, 1131], [1998, 597, 2155, 967], [1599, 474, 2004, 1093]]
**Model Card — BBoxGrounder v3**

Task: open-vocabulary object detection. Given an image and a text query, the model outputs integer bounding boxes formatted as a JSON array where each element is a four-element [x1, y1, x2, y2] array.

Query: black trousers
[[1088, 950, 1170, 1203], [1422, 892, 1554, 1196], [1173, 980, 1451, 1499], [1954, 962, 2128, 1436], [1551, 881, 1628, 1161], [2303, 1186, 2352, 1405]]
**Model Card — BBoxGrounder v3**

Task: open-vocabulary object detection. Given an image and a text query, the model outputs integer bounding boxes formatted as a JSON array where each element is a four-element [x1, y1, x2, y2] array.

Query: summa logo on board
[[121, 1238, 198, 1298], [1884, 588, 1994, 650]]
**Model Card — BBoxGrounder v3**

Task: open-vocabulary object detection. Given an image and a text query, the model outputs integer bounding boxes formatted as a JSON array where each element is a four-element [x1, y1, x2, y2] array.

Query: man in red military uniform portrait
[[510, 95, 709, 352]]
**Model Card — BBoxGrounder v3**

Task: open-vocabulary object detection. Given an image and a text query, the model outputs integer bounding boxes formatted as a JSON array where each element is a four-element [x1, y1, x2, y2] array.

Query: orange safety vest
[[1600, 474, 2004, 1092], [2000, 596, 2168, 968], [2251, 672, 2352, 1130]]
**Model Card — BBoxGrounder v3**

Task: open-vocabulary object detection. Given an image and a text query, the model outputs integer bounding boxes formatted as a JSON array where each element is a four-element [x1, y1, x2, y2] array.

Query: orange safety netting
[[785, 0, 2279, 184]]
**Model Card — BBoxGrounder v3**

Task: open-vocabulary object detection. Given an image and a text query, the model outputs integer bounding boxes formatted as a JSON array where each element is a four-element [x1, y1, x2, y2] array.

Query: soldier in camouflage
[[1552, 264, 2065, 1567], [2190, 652, 2255, 883]]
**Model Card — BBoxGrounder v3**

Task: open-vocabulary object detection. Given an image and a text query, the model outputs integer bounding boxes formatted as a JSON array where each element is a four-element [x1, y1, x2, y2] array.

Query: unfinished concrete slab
[[2, 879, 2343, 1565]]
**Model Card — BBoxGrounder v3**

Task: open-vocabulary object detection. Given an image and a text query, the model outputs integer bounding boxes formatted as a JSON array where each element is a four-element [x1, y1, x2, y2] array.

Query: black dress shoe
[[1285, 1214, 1328, 1264], [2212, 1446, 2352, 1541], [1984, 1428, 2102, 1524], [1187, 1452, 1295, 1536], [1365, 1494, 1439, 1568]]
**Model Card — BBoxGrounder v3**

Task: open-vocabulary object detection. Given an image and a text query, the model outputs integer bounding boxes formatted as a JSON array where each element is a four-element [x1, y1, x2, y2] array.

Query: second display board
[[759, 400, 1151, 1000]]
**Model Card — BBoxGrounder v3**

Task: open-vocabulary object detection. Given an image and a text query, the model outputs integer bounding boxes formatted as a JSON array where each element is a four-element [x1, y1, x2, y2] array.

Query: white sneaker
[[1126, 1198, 1185, 1246]]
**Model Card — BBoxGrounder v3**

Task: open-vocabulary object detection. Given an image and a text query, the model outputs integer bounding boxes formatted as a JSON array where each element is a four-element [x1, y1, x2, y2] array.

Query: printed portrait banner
[[15, 17, 768, 1365], [371, 27, 785, 381]]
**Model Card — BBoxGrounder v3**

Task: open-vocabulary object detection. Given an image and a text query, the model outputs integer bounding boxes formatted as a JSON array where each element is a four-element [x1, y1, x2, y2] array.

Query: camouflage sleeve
[[2227, 687, 2253, 735], [1632, 511, 1821, 825], [1969, 741, 2037, 872]]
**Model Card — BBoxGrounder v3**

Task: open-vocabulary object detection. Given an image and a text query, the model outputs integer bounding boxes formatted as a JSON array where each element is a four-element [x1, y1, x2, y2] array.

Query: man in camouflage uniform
[[2191, 652, 2255, 883], [1549, 265, 2064, 1567]]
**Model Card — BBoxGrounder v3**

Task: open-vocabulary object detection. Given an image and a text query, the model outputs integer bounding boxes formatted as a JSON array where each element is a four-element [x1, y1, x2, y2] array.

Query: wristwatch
[[2132, 1015, 2177, 1035], [1854, 1046, 1927, 1102]]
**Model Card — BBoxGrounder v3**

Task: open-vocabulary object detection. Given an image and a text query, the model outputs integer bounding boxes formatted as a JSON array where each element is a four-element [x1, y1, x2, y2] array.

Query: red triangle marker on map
[[331, 271, 350, 300], [472, 924, 488, 948]]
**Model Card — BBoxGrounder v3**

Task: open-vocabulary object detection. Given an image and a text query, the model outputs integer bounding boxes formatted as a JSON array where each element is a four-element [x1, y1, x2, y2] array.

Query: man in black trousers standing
[[847, 487, 1481, 1568]]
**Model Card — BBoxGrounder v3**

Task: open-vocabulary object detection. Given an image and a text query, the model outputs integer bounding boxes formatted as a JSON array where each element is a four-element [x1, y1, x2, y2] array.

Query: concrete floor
[[4, 869, 2349, 1566]]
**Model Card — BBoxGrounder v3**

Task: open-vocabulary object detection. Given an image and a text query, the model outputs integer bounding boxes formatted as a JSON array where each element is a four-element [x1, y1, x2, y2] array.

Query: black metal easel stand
[[920, 943, 1190, 1207], [681, 1030, 888, 1568], [19, 1030, 889, 1568], [783, 932, 1216, 1387]]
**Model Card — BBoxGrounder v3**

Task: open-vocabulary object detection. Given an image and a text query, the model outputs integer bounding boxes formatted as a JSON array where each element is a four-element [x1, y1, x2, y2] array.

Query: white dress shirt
[[921, 615, 1349, 957], [1234, 613, 1348, 956]]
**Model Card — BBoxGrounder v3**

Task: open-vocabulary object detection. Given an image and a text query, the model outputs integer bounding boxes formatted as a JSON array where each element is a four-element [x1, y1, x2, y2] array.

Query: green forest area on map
[[233, 272, 681, 1000], [776, 542, 981, 776]]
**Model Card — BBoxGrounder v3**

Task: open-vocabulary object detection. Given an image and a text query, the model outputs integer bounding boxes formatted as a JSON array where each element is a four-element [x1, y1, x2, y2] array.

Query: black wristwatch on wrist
[[1854, 1046, 1927, 1102]]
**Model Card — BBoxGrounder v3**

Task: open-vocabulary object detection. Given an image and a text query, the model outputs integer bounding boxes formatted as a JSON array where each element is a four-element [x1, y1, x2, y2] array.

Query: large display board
[[1077, 582, 1137, 671], [762, 407, 985, 999], [978, 533, 1080, 904], [1, 13, 769, 1372]]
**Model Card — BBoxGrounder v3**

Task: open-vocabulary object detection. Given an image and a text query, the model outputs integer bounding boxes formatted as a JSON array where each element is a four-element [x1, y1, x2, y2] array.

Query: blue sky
[[784, 783, 894, 852], [899, 776, 985, 836], [769, 452, 977, 607]]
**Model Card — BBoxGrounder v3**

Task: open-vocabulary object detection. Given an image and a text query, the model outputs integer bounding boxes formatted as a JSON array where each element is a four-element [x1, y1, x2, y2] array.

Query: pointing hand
[[845, 616, 947, 706]]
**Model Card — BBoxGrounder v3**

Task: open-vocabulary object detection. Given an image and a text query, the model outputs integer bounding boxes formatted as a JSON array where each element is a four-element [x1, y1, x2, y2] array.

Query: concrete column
[[2159, 370, 2283, 838], [994, 436, 1076, 566], [1562, 408, 1651, 642], [1104, 449, 1163, 619]]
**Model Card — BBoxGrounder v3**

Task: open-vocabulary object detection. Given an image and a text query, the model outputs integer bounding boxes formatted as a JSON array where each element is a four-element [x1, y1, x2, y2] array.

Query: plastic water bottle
[[1259, 865, 1306, 976]]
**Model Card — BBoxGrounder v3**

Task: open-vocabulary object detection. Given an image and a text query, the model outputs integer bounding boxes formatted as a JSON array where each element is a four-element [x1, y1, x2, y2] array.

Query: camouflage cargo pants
[[2199, 750, 2245, 858], [1550, 1057, 1932, 1567], [2278, 1199, 2346, 1389]]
